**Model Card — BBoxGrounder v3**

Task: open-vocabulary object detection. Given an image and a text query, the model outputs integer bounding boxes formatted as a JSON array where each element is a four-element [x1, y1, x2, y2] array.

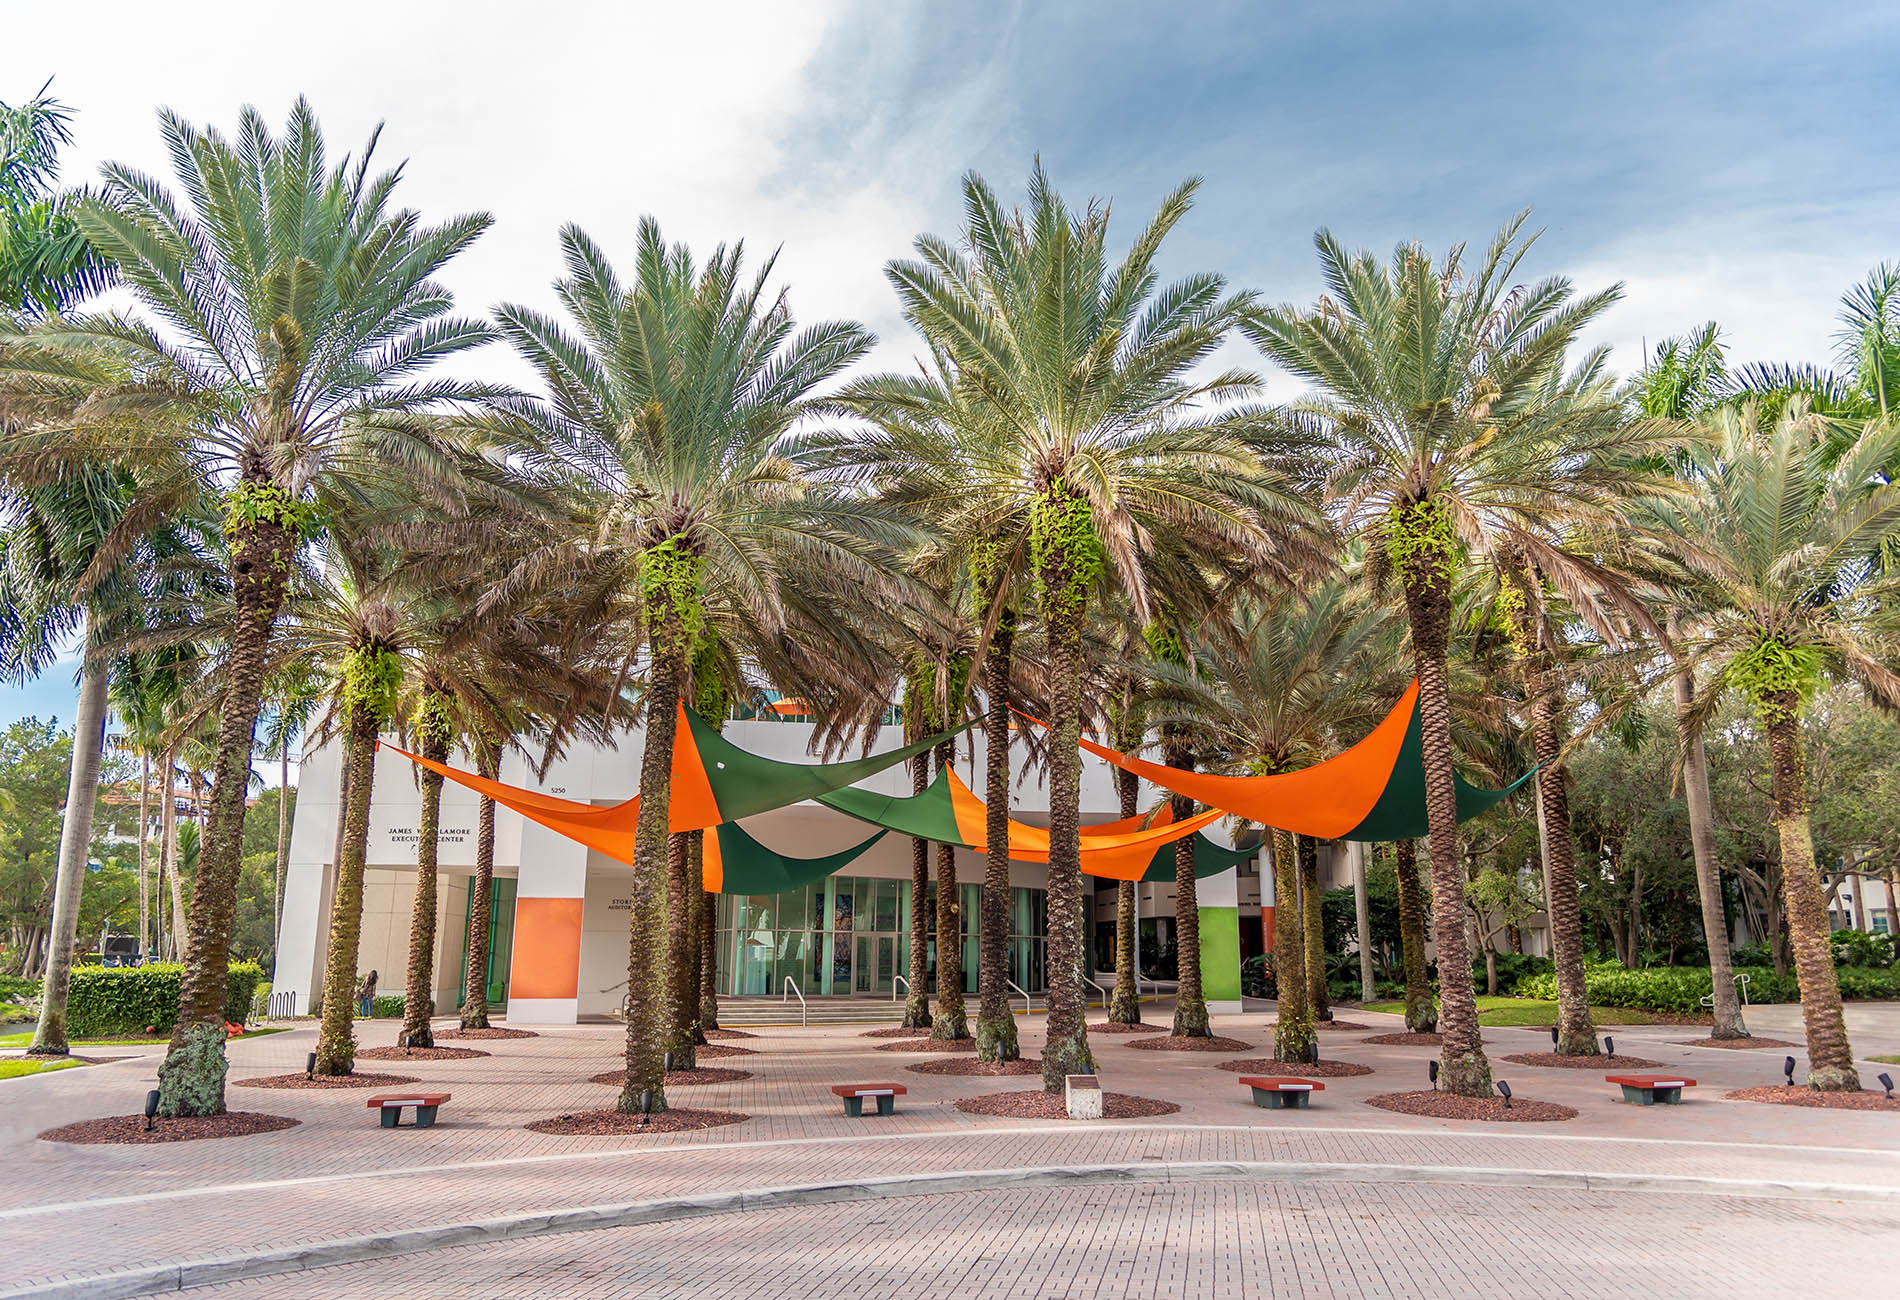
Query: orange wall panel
[[509, 896, 585, 1000]]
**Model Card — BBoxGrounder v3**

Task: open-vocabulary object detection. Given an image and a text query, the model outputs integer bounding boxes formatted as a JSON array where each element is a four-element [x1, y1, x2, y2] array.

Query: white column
[[1352, 841, 1375, 1001]]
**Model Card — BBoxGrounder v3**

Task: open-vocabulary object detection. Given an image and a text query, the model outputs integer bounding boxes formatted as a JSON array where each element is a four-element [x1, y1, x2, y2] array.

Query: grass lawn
[[0, 1058, 83, 1079], [0, 1025, 291, 1050], [1360, 996, 1669, 1027], [1869, 1054, 1900, 1065]]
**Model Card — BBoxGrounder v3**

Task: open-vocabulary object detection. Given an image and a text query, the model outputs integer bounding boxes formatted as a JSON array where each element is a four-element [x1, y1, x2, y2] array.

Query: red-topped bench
[[831, 1083, 906, 1117], [1606, 1074, 1695, 1106], [1238, 1076, 1325, 1110], [365, 1091, 451, 1128]]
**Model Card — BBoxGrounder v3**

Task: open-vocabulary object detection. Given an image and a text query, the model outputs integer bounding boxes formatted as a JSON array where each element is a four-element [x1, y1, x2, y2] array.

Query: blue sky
[[5, 0, 1898, 732]]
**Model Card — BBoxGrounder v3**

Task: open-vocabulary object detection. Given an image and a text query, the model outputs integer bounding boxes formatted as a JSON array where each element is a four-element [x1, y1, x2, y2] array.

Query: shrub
[[1514, 962, 1900, 1013], [1829, 929, 1896, 969], [66, 963, 267, 1037], [1472, 953, 1553, 995], [1242, 954, 1275, 999], [371, 994, 408, 1018], [0, 974, 42, 1004]]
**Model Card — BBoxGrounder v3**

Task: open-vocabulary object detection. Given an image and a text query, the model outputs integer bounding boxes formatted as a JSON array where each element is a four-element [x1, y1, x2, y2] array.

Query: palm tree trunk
[[698, 853, 721, 1031], [687, 831, 708, 1046], [1167, 729, 1209, 1037], [1299, 835, 1330, 1022], [663, 829, 697, 1068], [400, 728, 450, 1050], [314, 703, 380, 1076], [1402, 561, 1492, 1098], [930, 740, 969, 1040], [1270, 827, 1312, 1062], [1527, 677, 1597, 1056], [1393, 838, 1435, 1032], [976, 615, 1020, 1061], [138, 755, 151, 962], [460, 736, 500, 1031], [1036, 509, 1094, 1092], [157, 503, 296, 1117], [902, 749, 932, 1030], [1109, 764, 1142, 1024], [1762, 692, 1860, 1090], [158, 746, 179, 961], [27, 653, 110, 1056], [1670, 625, 1747, 1038], [162, 748, 187, 959], [617, 611, 689, 1117], [273, 731, 291, 946]]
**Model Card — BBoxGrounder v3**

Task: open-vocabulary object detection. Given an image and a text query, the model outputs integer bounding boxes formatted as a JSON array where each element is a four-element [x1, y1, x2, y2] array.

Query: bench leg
[[1654, 1088, 1682, 1105], [843, 1096, 863, 1118], [415, 1105, 439, 1128], [1287, 1091, 1310, 1109], [380, 1107, 401, 1128], [1618, 1085, 1655, 1106], [876, 1094, 895, 1117]]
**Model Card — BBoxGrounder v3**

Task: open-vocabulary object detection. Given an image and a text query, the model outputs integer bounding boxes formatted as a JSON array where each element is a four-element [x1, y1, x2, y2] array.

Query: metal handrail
[[1005, 980, 1032, 1016], [892, 975, 909, 1003], [783, 976, 807, 1026], [1084, 976, 1110, 1009], [1700, 971, 1754, 1009]]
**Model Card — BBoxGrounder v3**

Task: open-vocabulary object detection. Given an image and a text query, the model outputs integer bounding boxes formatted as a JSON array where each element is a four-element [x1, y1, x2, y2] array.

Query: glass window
[[852, 878, 872, 931], [875, 879, 899, 931]]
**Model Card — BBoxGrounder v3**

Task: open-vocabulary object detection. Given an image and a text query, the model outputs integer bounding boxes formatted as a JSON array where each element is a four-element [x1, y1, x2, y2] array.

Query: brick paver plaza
[[5, 1001, 1897, 1297]]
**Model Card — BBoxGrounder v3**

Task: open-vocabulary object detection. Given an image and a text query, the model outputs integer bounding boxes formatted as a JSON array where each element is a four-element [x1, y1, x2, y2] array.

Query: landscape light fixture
[[664, 1051, 674, 1073], [1305, 1041, 1319, 1064], [1549, 1026, 1558, 1047], [1603, 1036, 1615, 1059], [143, 1089, 160, 1132], [1879, 1073, 1894, 1100], [1495, 1080, 1513, 1109], [638, 1088, 654, 1130], [305, 1051, 317, 1079], [1428, 1060, 1439, 1091], [1784, 1056, 1797, 1086]]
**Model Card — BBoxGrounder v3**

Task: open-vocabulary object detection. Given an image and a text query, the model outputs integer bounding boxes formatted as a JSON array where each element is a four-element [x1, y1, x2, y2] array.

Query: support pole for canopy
[[1352, 841, 1374, 1002]]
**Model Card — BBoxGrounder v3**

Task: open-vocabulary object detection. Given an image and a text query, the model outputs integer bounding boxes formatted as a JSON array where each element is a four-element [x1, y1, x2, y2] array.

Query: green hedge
[[370, 994, 408, 1018], [0, 975, 42, 1004], [1513, 963, 1900, 1014], [66, 963, 267, 1037]]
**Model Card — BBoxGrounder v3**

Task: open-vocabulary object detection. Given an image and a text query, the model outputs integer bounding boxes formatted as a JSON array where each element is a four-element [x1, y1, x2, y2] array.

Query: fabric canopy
[[702, 821, 887, 894], [382, 703, 975, 862], [1137, 830, 1258, 883], [816, 764, 1227, 882], [1021, 680, 1534, 842]]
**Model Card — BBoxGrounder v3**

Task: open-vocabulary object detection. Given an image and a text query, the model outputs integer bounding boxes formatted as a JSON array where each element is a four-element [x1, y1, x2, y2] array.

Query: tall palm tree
[[18, 99, 497, 1113], [1244, 214, 1676, 1095], [1639, 402, 1900, 1089], [490, 217, 893, 1114], [0, 89, 113, 316], [836, 165, 1314, 1090]]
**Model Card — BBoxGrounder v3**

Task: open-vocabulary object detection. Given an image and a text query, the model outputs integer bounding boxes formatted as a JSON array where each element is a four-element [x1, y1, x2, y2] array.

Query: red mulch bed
[[703, 1028, 759, 1040], [434, 1027, 538, 1040], [588, 1067, 753, 1086], [356, 1046, 489, 1061], [1362, 1032, 1443, 1046], [1215, 1058, 1374, 1078], [1501, 1051, 1665, 1070], [1315, 1020, 1372, 1031], [907, 1057, 1044, 1076], [1364, 1089, 1577, 1123], [39, 1112, 301, 1145], [1675, 1037, 1799, 1050], [233, 1072, 420, 1090], [875, 1037, 981, 1053], [1725, 1086, 1900, 1111], [1122, 1035, 1255, 1053], [1087, 1020, 1167, 1034], [956, 1090, 1180, 1120], [525, 1108, 749, 1136], [862, 1025, 937, 1038], [695, 1043, 757, 1058]]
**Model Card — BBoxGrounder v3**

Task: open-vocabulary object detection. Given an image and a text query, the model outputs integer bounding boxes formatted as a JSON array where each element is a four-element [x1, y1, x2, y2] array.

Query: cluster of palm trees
[[4, 95, 1897, 1118]]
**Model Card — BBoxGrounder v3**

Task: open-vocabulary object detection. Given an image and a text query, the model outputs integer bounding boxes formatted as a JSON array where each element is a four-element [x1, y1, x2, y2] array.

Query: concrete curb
[[9, 1159, 1898, 1299]]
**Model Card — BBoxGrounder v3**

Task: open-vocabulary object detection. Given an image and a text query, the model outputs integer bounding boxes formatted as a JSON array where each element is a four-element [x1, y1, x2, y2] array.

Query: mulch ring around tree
[[907, 1056, 1045, 1076], [356, 1046, 489, 1062], [875, 1037, 982, 1053], [233, 1072, 421, 1090], [1501, 1052, 1665, 1070], [695, 1043, 758, 1058], [1725, 1086, 1900, 1112], [862, 1025, 933, 1038], [1087, 1021, 1167, 1034], [1122, 1035, 1255, 1053], [957, 1090, 1181, 1120], [39, 1113, 301, 1145], [434, 1027, 539, 1041], [1675, 1037, 1799, 1050], [589, 1067, 753, 1087], [1215, 1058, 1373, 1078], [1364, 1090, 1578, 1123], [1313, 1020, 1372, 1031], [1361, 1032, 1443, 1047], [703, 1028, 759, 1040], [525, 1108, 749, 1136]]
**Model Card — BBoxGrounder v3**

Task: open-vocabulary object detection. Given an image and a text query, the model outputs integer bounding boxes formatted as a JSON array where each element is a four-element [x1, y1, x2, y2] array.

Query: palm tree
[[1639, 402, 1900, 1089], [1729, 266, 1900, 423], [19, 99, 497, 1113], [1244, 213, 1676, 1094], [260, 670, 323, 945], [837, 164, 1314, 1091], [490, 217, 893, 1114], [0, 89, 113, 315]]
